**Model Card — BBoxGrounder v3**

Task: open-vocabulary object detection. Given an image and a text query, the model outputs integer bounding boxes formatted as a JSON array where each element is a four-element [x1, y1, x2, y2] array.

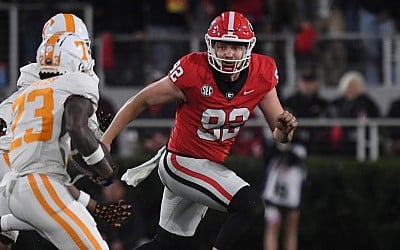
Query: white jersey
[[16, 63, 41, 89], [17, 63, 102, 137], [0, 90, 24, 153], [9, 72, 99, 178], [0, 90, 26, 177]]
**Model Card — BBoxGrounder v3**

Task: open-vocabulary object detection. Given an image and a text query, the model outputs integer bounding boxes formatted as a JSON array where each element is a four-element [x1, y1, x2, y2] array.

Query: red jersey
[[167, 52, 278, 163]]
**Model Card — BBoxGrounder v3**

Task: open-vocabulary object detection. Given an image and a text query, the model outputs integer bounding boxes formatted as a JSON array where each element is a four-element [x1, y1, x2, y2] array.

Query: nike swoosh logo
[[243, 90, 255, 95]]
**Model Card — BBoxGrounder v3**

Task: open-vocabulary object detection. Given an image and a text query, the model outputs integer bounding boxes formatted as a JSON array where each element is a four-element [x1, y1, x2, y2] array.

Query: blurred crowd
[[233, 67, 400, 158], [0, 0, 399, 158], [1, 0, 400, 87], [87, 0, 400, 158], [91, 0, 400, 87]]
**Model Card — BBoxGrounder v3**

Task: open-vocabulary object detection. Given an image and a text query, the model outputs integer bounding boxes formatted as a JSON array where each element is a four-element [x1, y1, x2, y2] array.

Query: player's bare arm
[[258, 87, 297, 143], [65, 184, 97, 211], [64, 95, 113, 179], [102, 76, 184, 149]]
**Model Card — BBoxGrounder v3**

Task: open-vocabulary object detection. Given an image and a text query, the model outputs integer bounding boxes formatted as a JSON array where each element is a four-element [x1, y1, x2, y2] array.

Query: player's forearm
[[102, 96, 146, 145], [273, 127, 294, 143], [70, 125, 99, 156], [65, 96, 99, 156], [65, 184, 97, 212]]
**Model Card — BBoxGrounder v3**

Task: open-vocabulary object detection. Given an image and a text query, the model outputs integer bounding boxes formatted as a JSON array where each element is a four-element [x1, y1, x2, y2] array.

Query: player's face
[[214, 41, 245, 69]]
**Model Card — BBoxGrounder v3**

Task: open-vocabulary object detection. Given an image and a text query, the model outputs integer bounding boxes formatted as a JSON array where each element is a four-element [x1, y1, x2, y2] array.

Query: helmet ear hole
[[78, 63, 86, 73]]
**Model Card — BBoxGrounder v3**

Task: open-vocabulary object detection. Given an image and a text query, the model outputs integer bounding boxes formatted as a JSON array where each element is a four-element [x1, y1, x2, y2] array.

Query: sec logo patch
[[201, 84, 213, 97]]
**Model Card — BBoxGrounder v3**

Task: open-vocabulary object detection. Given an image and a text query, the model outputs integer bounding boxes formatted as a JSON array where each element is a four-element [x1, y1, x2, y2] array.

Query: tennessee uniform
[[0, 40, 99, 248], [6, 72, 108, 250], [1, 14, 100, 244], [0, 13, 104, 248], [18, 12, 102, 139], [5, 32, 109, 250], [17, 62, 103, 139], [157, 52, 278, 236]]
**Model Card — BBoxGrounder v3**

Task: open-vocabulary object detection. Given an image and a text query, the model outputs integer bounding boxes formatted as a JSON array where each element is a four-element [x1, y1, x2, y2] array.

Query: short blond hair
[[338, 71, 366, 95]]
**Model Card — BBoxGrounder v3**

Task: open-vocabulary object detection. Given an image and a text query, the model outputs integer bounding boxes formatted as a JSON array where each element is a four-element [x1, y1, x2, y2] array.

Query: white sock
[[1, 214, 34, 231], [77, 190, 91, 207]]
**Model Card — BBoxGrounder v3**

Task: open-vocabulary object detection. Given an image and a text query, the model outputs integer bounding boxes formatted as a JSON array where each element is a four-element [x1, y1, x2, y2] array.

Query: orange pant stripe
[[39, 174, 103, 250], [27, 174, 89, 250]]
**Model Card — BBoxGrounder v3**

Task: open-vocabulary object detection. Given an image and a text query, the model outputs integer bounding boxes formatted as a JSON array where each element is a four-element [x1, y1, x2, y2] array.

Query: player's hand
[[88, 175, 113, 186], [70, 142, 118, 186], [94, 200, 133, 228], [275, 110, 297, 134], [71, 154, 113, 186], [71, 151, 97, 177], [89, 157, 119, 186], [88, 167, 115, 186]]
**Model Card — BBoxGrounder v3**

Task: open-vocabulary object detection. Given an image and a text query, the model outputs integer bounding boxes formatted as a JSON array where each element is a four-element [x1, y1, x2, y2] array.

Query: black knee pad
[[153, 226, 194, 250], [228, 186, 265, 219]]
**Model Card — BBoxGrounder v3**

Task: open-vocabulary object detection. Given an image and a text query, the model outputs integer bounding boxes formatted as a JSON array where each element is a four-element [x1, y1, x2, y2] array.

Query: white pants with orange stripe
[[5, 173, 108, 250], [157, 150, 249, 237]]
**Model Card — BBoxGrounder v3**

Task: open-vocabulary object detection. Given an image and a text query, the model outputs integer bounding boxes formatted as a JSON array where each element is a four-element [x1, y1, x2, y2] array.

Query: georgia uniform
[[167, 52, 277, 163], [5, 72, 109, 249], [157, 52, 278, 236]]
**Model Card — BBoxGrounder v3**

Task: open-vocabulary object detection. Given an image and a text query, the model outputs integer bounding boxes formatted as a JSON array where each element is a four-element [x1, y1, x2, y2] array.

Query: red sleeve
[[250, 54, 279, 92], [269, 58, 279, 88], [167, 53, 207, 91]]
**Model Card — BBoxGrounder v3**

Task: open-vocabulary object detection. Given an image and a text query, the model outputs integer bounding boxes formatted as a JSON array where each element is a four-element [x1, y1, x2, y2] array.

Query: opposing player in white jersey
[[0, 86, 131, 248], [0, 89, 30, 248], [0, 13, 131, 248], [18, 13, 102, 138], [3, 32, 114, 249]]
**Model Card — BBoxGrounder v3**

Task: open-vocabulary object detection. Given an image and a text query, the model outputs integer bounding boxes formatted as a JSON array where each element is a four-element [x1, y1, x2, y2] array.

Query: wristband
[[77, 190, 91, 207], [82, 145, 104, 165]]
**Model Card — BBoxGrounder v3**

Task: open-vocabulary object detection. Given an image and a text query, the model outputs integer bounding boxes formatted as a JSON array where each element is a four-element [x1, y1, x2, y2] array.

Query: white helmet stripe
[[227, 11, 235, 35]]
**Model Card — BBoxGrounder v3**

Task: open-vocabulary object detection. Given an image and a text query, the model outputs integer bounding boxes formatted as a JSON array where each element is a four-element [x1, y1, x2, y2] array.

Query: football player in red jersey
[[102, 11, 297, 250]]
